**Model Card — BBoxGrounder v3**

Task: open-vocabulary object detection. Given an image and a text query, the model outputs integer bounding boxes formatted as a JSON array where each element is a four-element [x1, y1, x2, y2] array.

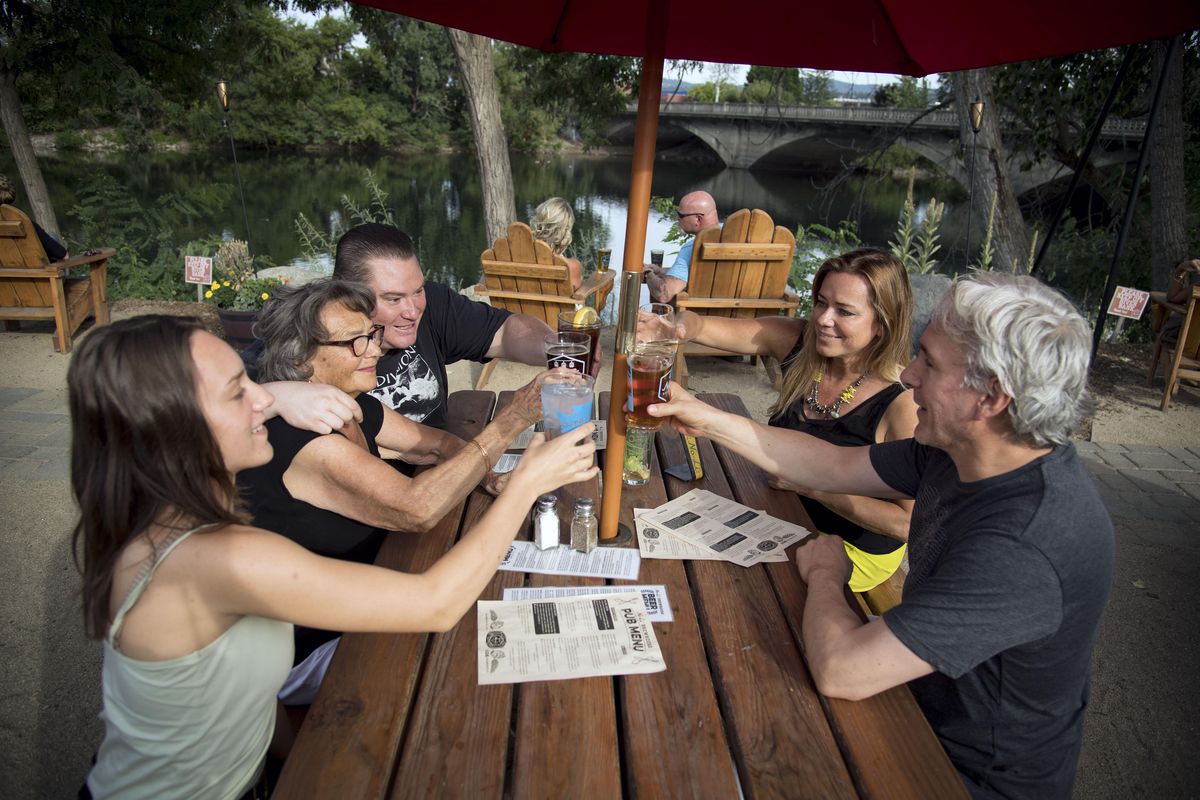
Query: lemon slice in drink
[[572, 306, 600, 326]]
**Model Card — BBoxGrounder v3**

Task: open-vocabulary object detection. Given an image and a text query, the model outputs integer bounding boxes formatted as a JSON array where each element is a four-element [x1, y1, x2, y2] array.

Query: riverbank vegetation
[[2, 4, 1196, 343]]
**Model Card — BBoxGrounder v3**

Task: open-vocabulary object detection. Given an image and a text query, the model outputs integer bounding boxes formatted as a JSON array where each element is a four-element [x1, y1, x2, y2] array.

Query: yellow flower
[[210, 281, 220, 290], [261, 292, 269, 300], [204, 290, 213, 299], [223, 281, 231, 287]]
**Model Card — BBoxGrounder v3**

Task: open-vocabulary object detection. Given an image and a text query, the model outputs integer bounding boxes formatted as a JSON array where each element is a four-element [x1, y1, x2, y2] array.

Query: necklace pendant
[[829, 410, 840, 419]]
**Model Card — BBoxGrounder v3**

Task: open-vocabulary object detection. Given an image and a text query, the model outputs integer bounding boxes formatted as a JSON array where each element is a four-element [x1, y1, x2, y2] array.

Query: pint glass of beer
[[625, 342, 674, 430]]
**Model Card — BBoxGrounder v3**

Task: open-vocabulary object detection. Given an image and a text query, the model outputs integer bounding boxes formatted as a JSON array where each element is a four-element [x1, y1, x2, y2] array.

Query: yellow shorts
[[823, 534, 906, 593]]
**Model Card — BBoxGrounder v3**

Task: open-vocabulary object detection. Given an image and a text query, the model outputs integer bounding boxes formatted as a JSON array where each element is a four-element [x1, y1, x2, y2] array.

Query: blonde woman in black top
[[669, 249, 917, 591]]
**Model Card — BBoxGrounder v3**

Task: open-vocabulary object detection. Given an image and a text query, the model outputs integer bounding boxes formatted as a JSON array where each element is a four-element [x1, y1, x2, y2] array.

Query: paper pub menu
[[477, 592, 666, 685], [636, 489, 812, 567]]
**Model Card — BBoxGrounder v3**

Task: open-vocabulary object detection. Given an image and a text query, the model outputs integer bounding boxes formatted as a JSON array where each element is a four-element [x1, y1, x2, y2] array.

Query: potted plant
[[204, 240, 283, 350]]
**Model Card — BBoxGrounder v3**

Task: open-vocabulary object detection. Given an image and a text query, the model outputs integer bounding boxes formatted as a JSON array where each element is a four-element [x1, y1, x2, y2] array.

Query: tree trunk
[[1150, 36, 1187, 292], [953, 69, 1031, 273], [0, 67, 60, 236], [447, 29, 515, 246]]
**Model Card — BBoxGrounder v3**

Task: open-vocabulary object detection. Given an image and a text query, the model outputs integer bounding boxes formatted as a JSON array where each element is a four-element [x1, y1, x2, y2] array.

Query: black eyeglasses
[[676, 210, 705, 220], [318, 324, 385, 357]]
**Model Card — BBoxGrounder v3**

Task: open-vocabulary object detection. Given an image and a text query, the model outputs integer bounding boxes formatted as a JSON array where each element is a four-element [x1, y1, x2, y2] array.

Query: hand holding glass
[[636, 302, 677, 347], [539, 371, 595, 439]]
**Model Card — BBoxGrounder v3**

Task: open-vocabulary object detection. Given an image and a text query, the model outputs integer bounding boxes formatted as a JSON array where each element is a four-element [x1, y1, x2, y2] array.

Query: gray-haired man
[[650, 272, 1113, 798]]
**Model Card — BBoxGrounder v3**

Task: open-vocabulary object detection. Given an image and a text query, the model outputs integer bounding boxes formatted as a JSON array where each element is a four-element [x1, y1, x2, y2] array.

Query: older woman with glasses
[[238, 278, 546, 703]]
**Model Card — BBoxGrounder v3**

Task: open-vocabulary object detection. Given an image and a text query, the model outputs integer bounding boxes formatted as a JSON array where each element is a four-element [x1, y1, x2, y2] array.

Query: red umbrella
[[360, 1, 1198, 76], [359, 0, 1200, 540]]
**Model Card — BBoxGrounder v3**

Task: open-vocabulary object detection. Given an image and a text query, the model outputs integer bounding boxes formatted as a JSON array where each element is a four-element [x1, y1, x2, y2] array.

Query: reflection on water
[[0, 149, 965, 289]]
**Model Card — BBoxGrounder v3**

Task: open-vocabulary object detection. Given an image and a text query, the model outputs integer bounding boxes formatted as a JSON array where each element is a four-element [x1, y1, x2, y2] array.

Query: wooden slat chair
[[674, 208, 800, 388], [1148, 285, 1200, 411], [473, 221, 615, 388], [0, 204, 113, 353]]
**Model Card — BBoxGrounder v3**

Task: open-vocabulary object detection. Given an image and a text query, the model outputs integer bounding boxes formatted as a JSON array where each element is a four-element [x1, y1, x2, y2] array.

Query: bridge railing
[[625, 102, 1146, 138]]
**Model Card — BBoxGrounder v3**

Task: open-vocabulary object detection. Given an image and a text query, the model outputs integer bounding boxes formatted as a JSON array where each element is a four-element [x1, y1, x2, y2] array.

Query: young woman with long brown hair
[[71, 315, 596, 798]]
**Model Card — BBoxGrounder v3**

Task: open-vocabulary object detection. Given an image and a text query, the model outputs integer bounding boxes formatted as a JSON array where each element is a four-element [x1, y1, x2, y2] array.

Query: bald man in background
[[645, 190, 719, 303]]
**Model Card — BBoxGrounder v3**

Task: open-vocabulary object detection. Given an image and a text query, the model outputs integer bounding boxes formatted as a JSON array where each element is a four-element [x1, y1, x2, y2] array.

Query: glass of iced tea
[[625, 341, 674, 430], [557, 308, 601, 374]]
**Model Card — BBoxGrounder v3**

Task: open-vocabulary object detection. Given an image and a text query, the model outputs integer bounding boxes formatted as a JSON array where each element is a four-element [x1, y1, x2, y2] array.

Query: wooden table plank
[[486, 390, 623, 799], [276, 392, 497, 799], [599, 395, 742, 800], [701, 393, 968, 800], [389, 491, 524, 799], [657, 427, 858, 798]]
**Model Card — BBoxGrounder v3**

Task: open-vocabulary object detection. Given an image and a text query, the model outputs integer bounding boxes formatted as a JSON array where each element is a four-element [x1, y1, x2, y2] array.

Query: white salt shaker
[[533, 494, 559, 550]]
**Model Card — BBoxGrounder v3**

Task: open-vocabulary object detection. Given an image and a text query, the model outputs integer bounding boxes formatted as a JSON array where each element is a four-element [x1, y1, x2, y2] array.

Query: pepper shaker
[[570, 497, 598, 554], [533, 494, 559, 550]]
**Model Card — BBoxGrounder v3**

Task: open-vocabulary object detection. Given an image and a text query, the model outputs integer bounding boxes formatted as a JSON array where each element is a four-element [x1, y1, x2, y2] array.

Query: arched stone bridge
[[604, 103, 1147, 197]]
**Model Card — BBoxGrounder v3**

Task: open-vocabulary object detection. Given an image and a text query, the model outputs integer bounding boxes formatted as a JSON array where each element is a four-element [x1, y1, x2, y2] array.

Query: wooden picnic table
[[275, 390, 966, 799]]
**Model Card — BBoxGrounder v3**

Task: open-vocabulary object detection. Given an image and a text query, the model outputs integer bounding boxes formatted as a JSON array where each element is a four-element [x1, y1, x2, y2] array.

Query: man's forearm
[[800, 567, 871, 697], [649, 273, 685, 303], [697, 411, 876, 496], [487, 314, 553, 365]]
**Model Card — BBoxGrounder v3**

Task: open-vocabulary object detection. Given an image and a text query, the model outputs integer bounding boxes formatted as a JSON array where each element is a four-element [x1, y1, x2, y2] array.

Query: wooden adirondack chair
[[473, 221, 615, 389], [674, 208, 800, 388], [0, 204, 113, 353], [1149, 285, 1200, 411]]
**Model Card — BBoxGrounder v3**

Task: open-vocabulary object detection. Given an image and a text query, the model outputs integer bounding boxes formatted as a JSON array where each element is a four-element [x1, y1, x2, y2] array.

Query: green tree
[[872, 77, 930, 109], [743, 66, 831, 105], [497, 47, 638, 149], [799, 70, 834, 105], [1, 0, 258, 233]]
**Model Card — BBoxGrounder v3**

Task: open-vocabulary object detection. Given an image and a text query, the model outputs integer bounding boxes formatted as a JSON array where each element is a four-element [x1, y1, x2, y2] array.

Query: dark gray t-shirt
[[872, 440, 1114, 799]]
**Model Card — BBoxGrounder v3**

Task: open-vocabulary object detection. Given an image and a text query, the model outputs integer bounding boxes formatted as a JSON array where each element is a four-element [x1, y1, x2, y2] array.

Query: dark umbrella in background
[[358, 0, 1200, 539]]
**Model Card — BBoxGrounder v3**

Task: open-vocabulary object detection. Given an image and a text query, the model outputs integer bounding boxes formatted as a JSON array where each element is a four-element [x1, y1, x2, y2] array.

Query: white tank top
[[87, 526, 293, 799]]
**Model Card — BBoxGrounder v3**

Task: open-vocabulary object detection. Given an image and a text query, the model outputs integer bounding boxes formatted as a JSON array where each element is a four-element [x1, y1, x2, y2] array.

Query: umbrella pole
[[599, 2, 667, 542]]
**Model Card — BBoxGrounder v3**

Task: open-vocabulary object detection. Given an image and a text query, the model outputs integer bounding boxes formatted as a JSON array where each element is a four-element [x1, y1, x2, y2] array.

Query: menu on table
[[634, 508, 789, 563], [637, 489, 811, 567], [503, 584, 673, 623], [477, 592, 666, 685], [497, 541, 641, 581]]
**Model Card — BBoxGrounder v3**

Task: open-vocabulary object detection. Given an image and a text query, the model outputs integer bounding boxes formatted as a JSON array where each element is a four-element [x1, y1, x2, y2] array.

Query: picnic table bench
[[275, 390, 965, 799]]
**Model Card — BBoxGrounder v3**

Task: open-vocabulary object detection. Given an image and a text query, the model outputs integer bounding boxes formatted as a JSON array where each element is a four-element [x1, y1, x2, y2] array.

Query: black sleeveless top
[[237, 393, 386, 662], [768, 366, 907, 555]]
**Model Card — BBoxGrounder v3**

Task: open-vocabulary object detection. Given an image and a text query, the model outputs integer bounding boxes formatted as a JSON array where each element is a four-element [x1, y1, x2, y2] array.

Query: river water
[[2, 149, 965, 290]]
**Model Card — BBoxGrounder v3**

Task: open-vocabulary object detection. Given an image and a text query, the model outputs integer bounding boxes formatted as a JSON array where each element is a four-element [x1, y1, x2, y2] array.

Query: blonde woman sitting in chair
[[530, 197, 583, 291], [666, 249, 918, 592]]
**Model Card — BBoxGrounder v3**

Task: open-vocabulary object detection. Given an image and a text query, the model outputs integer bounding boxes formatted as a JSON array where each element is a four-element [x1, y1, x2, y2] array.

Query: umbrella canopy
[[360, 0, 1198, 76], [358, 0, 1199, 539]]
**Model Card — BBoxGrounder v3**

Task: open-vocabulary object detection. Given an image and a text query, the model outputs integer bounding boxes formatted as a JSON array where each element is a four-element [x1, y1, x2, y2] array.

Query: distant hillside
[[829, 79, 879, 99], [661, 79, 697, 94], [663, 77, 880, 100]]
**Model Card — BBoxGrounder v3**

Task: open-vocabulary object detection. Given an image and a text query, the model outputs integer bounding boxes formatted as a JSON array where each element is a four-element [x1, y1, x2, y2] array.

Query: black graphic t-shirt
[[370, 282, 510, 429]]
